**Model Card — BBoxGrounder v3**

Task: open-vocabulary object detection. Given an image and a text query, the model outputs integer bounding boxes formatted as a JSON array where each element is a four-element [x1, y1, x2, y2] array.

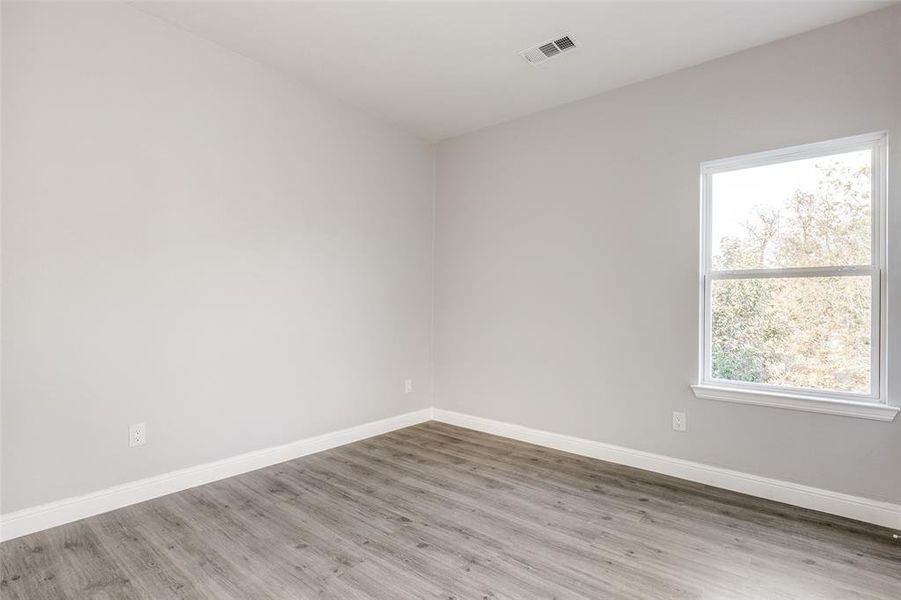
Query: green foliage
[[711, 160, 871, 393]]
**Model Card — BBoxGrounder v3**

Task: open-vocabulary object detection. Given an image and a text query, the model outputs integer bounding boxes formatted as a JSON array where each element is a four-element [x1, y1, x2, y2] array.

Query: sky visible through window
[[711, 149, 871, 270]]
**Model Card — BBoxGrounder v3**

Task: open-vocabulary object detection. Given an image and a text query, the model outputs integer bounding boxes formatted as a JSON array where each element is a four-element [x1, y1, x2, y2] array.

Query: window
[[693, 133, 897, 421]]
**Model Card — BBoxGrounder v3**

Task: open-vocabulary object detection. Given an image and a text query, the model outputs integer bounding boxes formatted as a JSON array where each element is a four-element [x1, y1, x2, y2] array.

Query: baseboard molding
[[431, 409, 901, 531], [4, 406, 898, 541], [0, 408, 434, 542]]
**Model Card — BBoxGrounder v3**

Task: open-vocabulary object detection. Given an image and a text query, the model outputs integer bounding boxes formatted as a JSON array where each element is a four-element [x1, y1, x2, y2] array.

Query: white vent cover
[[520, 34, 577, 65]]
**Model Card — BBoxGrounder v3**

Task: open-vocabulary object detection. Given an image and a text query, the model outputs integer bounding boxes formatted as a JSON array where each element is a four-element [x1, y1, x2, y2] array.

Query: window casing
[[694, 132, 896, 420]]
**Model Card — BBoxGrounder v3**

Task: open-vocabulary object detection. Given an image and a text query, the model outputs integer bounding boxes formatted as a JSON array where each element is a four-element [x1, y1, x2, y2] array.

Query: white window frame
[[692, 132, 898, 421]]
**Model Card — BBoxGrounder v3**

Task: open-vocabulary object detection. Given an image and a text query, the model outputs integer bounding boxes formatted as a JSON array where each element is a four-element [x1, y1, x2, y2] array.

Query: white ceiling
[[133, 1, 895, 141]]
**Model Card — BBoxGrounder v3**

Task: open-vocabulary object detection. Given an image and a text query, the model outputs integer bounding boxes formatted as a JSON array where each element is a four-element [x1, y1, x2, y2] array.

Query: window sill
[[690, 384, 899, 422]]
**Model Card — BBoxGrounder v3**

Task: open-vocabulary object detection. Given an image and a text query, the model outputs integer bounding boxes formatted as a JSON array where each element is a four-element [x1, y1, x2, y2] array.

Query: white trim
[[691, 384, 899, 421], [431, 409, 901, 531], [701, 131, 888, 173], [4, 406, 898, 540], [698, 131, 889, 406], [873, 131, 888, 407], [709, 265, 874, 280], [696, 376, 880, 407], [0, 408, 434, 542]]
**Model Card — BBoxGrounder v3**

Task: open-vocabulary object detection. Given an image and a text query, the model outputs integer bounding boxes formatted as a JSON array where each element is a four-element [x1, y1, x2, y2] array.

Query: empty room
[[1, 0, 900, 598]]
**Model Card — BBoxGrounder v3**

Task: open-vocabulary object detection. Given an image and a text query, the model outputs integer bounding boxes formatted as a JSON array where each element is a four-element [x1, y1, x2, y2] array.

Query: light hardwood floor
[[2, 421, 899, 599]]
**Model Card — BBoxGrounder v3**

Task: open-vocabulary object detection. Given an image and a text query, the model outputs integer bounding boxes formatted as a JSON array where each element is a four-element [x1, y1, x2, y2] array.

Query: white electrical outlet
[[404, 379, 413, 394], [129, 423, 147, 447], [672, 412, 687, 432]]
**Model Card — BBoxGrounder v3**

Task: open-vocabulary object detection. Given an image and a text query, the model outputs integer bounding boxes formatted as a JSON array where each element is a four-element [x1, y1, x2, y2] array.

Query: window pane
[[711, 276, 871, 394], [711, 150, 871, 270]]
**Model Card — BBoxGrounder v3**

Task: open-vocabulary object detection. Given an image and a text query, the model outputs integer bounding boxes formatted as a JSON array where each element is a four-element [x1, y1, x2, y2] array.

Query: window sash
[[701, 271, 880, 401], [709, 265, 874, 280], [699, 132, 886, 404]]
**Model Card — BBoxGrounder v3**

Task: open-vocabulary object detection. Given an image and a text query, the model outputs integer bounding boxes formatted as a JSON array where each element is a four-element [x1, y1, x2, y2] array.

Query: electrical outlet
[[404, 379, 413, 394], [672, 412, 686, 432], [129, 423, 146, 447]]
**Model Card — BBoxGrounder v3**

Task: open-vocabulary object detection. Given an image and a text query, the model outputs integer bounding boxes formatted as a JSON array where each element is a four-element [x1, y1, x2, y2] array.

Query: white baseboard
[[0, 408, 434, 542], [431, 409, 901, 531], [4, 406, 897, 541]]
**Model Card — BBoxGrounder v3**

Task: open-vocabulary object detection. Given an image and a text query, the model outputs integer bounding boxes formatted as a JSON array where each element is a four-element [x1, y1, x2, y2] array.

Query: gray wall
[[4, 1, 899, 517], [1, 2, 434, 513], [435, 6, 901, 503]]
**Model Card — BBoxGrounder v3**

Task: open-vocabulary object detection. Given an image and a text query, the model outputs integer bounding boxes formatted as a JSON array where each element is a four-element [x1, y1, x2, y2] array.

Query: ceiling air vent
[[520, 34, 577, 65], [554, 36, 575, 51]]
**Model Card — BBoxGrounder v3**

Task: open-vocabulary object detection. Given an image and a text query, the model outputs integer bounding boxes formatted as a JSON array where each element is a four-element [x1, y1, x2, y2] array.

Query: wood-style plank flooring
[[2, 422, 899, 599]]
